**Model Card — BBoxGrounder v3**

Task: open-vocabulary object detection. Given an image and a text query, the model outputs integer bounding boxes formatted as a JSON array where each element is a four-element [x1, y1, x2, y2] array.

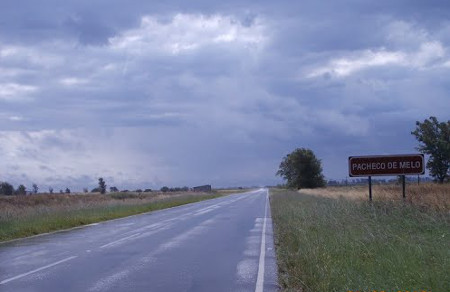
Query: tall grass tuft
[[270, 188, 449, 292], [300, 183, 450, 212]]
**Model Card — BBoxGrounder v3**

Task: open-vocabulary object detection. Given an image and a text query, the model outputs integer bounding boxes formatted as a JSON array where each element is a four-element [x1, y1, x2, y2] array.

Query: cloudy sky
[[1, 0, 449, 191]]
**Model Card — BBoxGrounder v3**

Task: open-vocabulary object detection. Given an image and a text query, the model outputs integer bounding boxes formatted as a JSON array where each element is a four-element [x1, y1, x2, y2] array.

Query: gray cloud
[[0, 1, 449, 190]]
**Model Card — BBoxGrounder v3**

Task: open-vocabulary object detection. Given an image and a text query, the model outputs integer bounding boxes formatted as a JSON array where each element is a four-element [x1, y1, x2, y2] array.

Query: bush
[[110, 192, 139, 200], [0, 182, 14, 196], [16, 185, 26, 195]]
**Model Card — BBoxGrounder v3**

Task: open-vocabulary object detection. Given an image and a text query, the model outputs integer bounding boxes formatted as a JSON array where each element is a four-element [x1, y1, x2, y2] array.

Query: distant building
[[193, 185, 212, 192]]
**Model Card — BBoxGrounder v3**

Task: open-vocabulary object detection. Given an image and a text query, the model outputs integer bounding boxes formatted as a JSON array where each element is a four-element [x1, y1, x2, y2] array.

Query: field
[[0, 191, 226, 242], [270, 183, 450, 292], [300, 183, 450, 212]]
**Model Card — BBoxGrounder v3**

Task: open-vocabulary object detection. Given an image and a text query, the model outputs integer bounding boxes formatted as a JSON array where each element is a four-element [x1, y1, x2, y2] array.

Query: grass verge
[[0, 192, 223, 242], [270, 188, 449, 292]]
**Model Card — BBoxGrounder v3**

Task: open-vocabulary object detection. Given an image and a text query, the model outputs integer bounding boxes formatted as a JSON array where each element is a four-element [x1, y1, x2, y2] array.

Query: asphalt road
[[0, 189, 278, 291]]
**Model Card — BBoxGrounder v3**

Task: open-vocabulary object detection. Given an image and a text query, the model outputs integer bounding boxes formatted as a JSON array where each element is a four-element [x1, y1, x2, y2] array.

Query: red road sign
[[348, 154, 425, 177]]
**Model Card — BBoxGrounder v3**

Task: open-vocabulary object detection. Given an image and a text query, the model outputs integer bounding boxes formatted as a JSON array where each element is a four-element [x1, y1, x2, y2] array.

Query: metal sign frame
[[348, 154, 425, 201]]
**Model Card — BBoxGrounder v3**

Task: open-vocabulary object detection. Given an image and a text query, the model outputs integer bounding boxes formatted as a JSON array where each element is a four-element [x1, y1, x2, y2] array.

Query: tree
[[49, 187, 54, 194], [32, 184, 39, 194], [160, 186, 169, 193], [276, 148, 326, 189], [65, 188, 71, 194], [411, 116, 450, 183], [16, 185, 27, 195], [109, 186, 118, 192], [0, 182, 14, 196], [98, 178, 107, 194]]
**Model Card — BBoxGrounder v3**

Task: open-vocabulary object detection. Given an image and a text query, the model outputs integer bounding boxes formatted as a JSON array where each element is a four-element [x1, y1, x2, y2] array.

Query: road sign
[[348, 154, 425, 177]]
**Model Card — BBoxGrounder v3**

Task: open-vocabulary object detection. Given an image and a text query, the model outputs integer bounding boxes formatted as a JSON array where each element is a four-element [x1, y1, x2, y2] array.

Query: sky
[[1, 0, 449, 191]]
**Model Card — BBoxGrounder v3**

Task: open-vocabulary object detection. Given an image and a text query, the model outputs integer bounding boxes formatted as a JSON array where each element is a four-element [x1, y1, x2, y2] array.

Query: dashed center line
[[0, 256, 78, 285], [0, 192, 255, 286], [100, 233, 142, 249]]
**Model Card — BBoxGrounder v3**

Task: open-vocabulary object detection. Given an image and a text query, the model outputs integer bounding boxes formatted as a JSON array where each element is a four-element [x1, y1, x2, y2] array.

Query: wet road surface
[[0, 189, 278, 291]]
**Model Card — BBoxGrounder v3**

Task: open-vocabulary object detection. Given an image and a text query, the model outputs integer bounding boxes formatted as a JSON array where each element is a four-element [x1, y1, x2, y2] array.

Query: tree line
[[0, 182, 76, 196], [277, 116, 449, 189], [0, 178, 105, 196], [1, 176, 194, 196]]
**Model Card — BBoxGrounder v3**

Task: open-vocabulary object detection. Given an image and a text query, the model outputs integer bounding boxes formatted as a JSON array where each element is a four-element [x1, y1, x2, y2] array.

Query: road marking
[[0, 256, 78, 285], [0, 191, 255, 286], [100, 233, 141, 249], [144, 222, 164, 229], [255, 191, 268, 292]]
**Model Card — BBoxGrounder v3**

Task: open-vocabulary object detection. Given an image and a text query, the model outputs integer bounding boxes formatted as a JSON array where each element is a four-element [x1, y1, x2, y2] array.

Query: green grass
[[0, 193, 222, 242], [270, 189, 449, 292]]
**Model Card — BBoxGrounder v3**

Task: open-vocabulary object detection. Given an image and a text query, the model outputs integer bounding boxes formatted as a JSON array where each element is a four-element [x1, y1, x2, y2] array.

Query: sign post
[[402, 175, 406, 199], [348, 154, 425, 201]]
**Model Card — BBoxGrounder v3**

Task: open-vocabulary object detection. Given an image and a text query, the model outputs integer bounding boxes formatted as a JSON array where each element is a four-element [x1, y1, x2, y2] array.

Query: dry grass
[[0, 191, 224, 241], [271, 188, 450, 291], [299, 183, 450, 212], [0, 191, 211, 221]]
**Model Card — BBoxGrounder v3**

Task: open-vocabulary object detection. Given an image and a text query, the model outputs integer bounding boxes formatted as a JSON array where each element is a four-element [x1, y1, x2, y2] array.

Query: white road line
[[255, 191, 268, 292], [143, 222, 165, 230], [0, 256, 78, 285], [100, 233, 141, 249], [192, 201, 228, 216]]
